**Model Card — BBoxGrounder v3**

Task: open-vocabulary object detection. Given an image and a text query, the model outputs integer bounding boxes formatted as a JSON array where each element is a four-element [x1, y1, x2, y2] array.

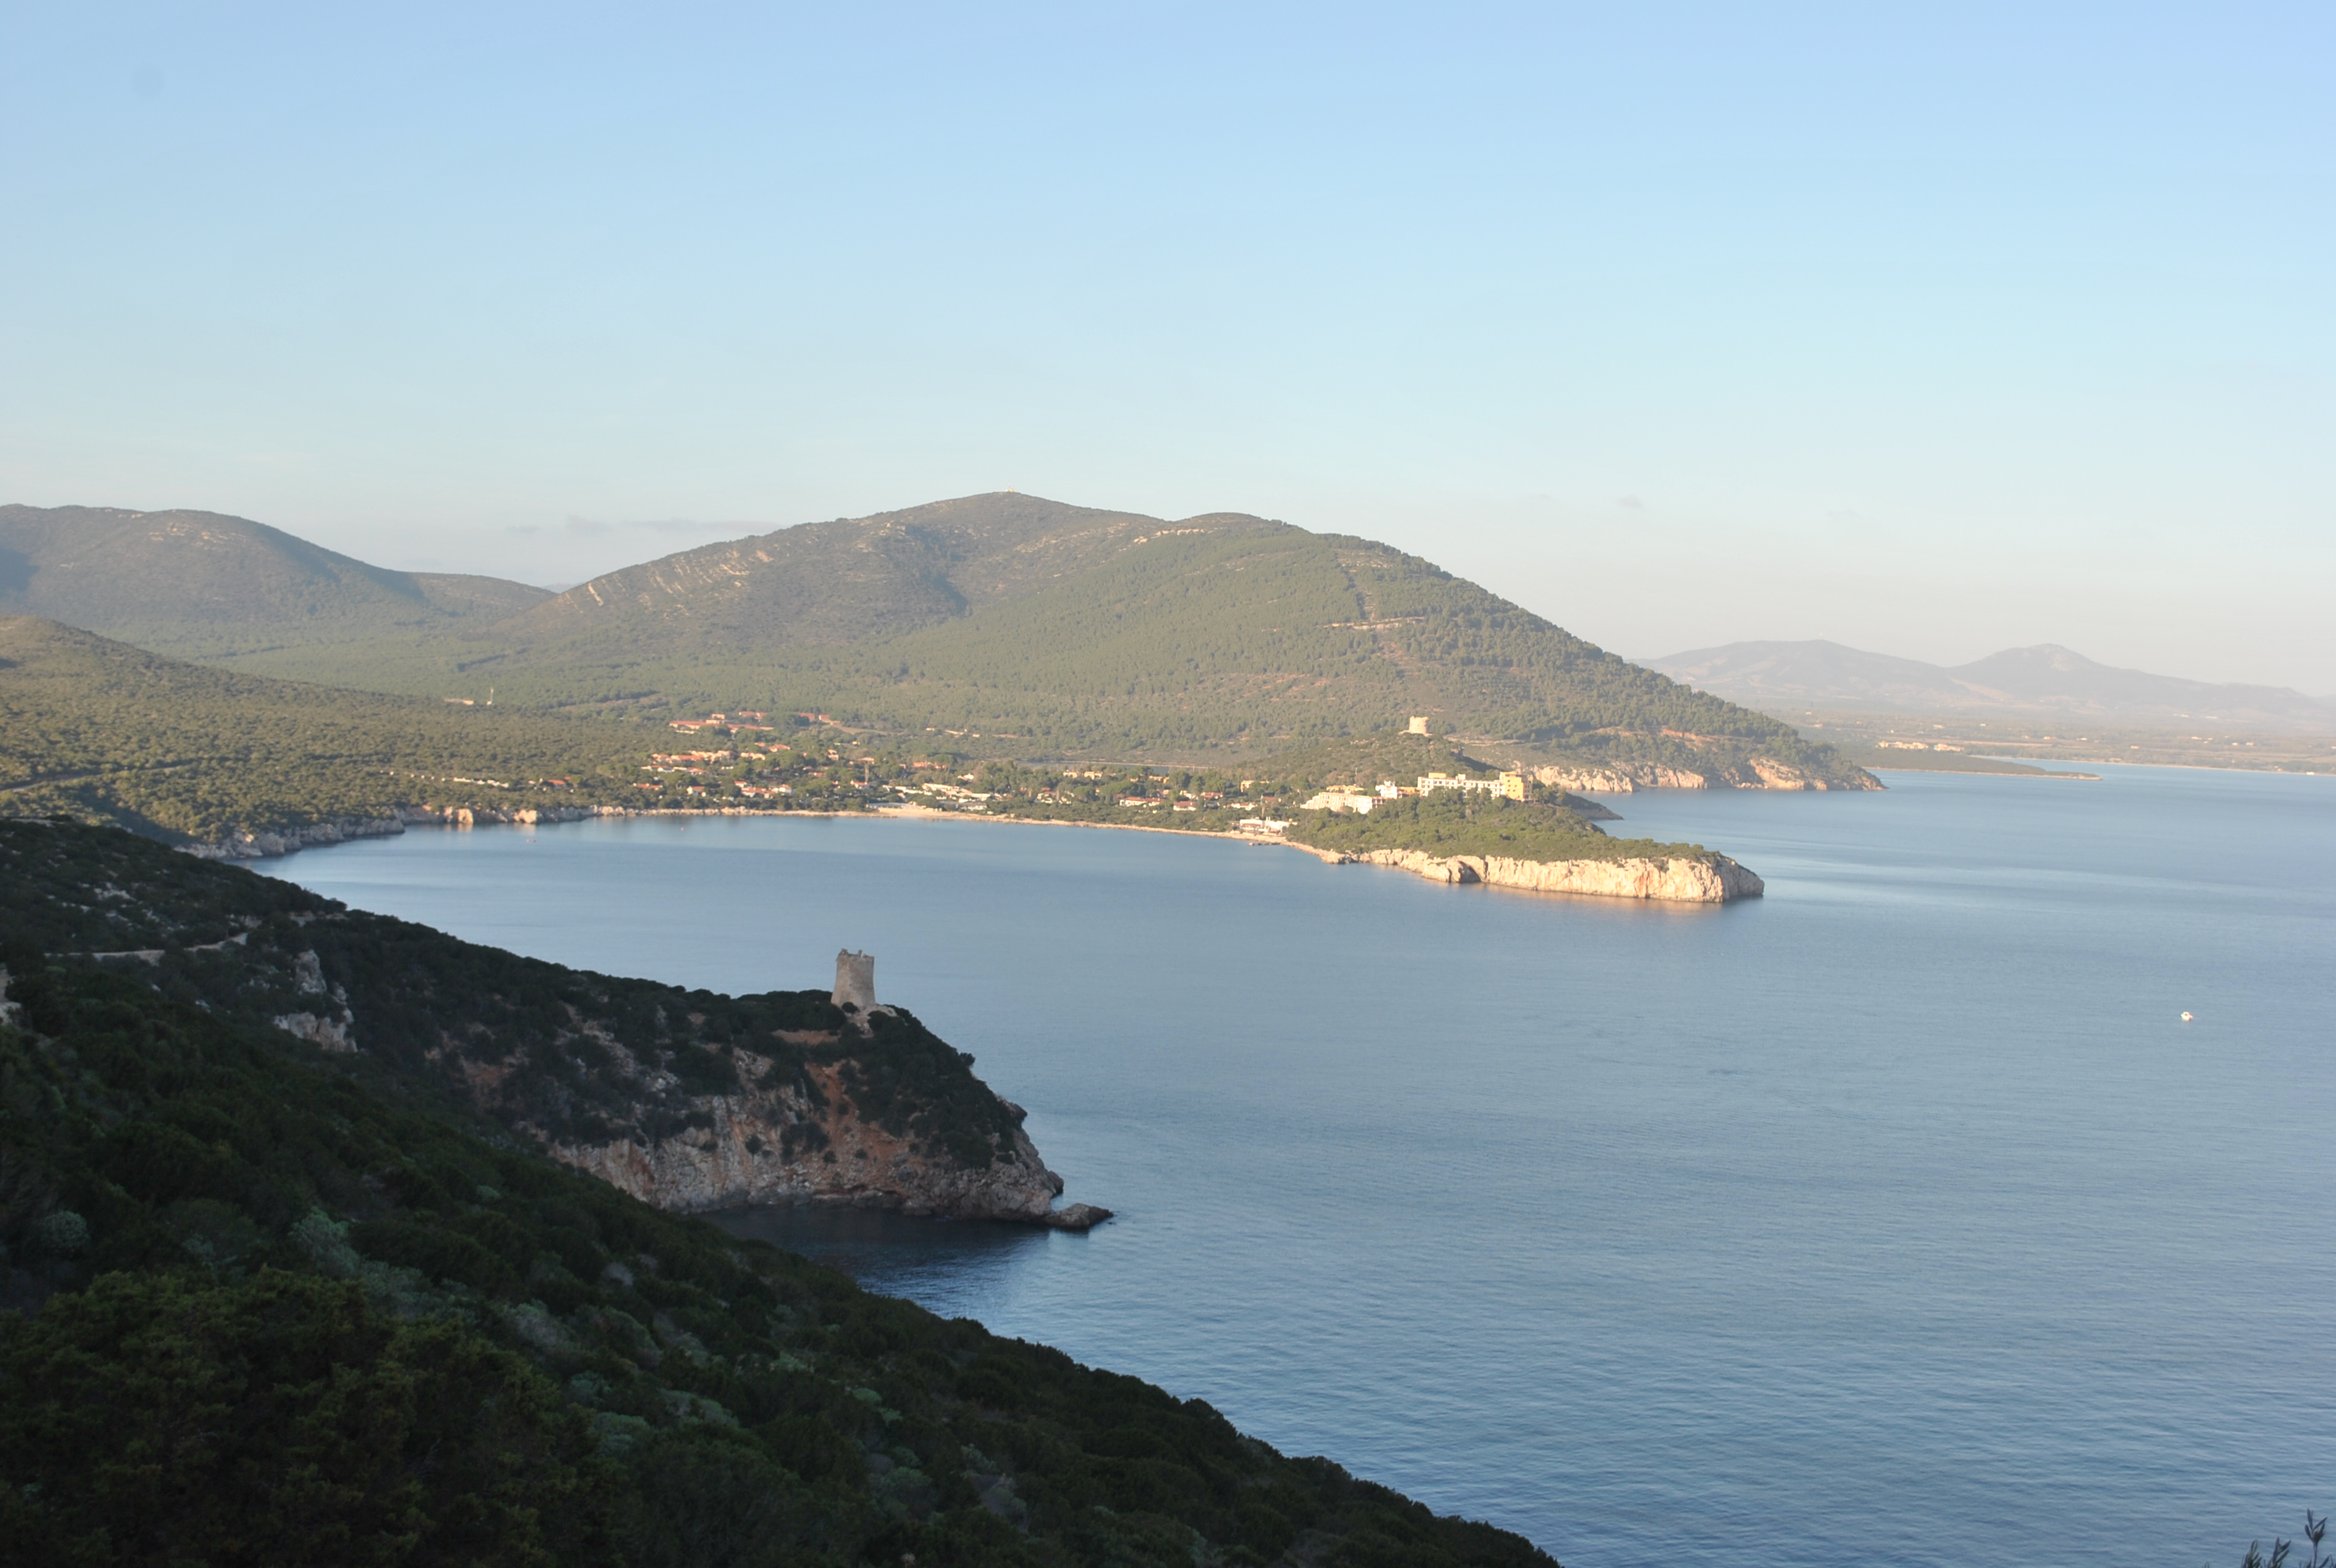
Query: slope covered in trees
[[165, 493, 1868, 780], [0, 820, 1556, 1566], [10, 494, 1869, 778], [0, 616, 644, 844]]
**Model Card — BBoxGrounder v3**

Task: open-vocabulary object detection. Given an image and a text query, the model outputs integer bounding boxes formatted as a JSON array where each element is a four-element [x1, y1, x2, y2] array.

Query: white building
[[1419, 771, 1529, 800], [1300, 789, 1379, 813]]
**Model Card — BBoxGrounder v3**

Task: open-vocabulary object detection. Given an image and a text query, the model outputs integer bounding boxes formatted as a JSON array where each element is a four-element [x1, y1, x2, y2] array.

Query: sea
[[258, 764, 2336, 1568]]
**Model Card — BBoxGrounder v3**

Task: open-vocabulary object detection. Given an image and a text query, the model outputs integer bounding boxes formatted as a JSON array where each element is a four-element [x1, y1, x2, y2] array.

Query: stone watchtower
[[832, 949, 888, 1025]]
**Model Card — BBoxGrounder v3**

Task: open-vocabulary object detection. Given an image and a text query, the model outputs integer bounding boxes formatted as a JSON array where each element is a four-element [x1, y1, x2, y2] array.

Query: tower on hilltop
[[1406, 715, 1430, 735], [832, 949, 891, 1024]]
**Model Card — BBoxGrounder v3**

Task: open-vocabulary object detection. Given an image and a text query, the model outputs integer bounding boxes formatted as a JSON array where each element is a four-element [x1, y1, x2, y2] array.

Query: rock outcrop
[[185, 803, 624, 861], [1351, 848, 1763, 903], [1533, 759, 1879, 793], [183, 815, 410, 861], [553, 1055, 1076, 1222], [11, 821, 1108, 1231]]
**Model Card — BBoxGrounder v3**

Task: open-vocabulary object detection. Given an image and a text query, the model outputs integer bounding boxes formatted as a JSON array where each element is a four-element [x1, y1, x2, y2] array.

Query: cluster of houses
[[1297, 771, 1529, 814]]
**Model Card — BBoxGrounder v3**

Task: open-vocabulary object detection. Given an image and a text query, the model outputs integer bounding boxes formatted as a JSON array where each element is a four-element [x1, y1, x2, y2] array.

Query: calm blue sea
[[260, 765, 2336, 1567]]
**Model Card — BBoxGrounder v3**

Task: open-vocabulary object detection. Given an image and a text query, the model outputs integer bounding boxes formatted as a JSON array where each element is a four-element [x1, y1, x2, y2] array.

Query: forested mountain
[[455, 495, 1848, 761], [0, 504, 549, 658], [0, 616, 644, 846], [495, 492, 1170, 653], [9, 494, 1869, 781], [0, 820, 1556, 1566]]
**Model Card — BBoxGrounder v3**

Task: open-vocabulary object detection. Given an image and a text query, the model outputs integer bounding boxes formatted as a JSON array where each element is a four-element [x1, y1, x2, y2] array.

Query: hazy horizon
[[3, 6, 2328, 689]]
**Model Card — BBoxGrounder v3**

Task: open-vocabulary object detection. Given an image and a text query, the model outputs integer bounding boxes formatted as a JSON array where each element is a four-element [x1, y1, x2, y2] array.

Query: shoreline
[[1864, 761, 2101, 780], [219, 798, 1758, 903]]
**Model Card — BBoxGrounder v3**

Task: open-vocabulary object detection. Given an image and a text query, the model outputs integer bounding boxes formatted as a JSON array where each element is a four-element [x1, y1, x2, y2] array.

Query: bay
[[260, 765, 2336, 1566]]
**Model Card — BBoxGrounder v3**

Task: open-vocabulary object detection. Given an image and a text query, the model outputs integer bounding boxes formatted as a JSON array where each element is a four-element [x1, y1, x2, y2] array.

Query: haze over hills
[[0, 504, 551, 658], [2, 493, 1872, 785], [1646, 639, 2336, 732]]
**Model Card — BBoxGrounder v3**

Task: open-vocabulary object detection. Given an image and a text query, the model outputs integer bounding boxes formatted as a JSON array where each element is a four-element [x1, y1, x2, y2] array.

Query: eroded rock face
[[1533, 758, 1880, 793], [551, 1056, 1067, 1220], [1532, 765, 1641, 793], [12, 819, 1102, 1229], [183, 815, 409, 861], [1353, 848, 1763, 903]]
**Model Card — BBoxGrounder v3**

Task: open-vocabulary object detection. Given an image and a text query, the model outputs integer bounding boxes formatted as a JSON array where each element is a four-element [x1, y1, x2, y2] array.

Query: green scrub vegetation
[[1282, 794, 1712, 865], [0, 820, 1557, 1567]]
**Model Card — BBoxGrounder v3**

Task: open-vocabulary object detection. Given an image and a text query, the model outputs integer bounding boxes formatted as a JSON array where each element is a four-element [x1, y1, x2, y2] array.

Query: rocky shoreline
[[549, 1053, 1114, 1232], [1529, 758, 1880, 793], [182, 802, 628, 861], [177, 800, 1765, 905], [1329, 845, 1764, 903]]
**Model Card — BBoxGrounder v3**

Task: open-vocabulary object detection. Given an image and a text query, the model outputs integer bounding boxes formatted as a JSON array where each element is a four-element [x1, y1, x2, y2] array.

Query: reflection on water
[[707, 1203, 1056, 1318]]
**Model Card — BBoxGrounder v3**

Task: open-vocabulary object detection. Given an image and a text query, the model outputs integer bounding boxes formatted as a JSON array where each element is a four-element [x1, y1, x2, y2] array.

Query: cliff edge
[[1353, 847, 1763, 903], [0, 819, 1106, 1228]]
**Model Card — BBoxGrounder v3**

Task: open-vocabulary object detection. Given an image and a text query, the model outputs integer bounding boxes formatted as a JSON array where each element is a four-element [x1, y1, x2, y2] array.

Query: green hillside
[[493, 492, 1167, 654], [0, 616, 647, 845], [11, 493, 1871, 782], [1282, 794, 1708, 865], [0, 820, 1557, 1567], [255, 496, 1867, 781], [0, 504, 549, 660]]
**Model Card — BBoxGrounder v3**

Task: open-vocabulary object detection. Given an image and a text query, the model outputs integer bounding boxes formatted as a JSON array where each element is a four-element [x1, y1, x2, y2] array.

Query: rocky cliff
[[554, 1054, 1083, 1224], [1352, 846, 1764, 903], [3, 819, 1107, 1228], [1533, 758, 1880, 793], [185, 803, 626, 861]]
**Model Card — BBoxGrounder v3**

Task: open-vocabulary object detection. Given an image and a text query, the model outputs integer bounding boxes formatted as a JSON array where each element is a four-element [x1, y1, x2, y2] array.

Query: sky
[[2, 3, 2330, 690]]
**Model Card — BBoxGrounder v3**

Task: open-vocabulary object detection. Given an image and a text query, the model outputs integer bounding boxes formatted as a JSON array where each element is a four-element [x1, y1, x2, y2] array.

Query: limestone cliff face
[[1533, 759, 1879, 793], [1352, 848, 1763, 903], [548, 1050, 1069, 1222]]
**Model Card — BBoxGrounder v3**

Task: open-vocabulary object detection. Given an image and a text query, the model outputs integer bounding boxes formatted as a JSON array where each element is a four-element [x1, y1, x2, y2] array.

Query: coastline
[[199, 797, 1760, 903], [1863, 758, 2101, 780]]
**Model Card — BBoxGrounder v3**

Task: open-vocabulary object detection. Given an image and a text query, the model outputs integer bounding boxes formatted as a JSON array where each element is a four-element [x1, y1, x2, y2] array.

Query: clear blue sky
[[4, 3, 2329, 689]]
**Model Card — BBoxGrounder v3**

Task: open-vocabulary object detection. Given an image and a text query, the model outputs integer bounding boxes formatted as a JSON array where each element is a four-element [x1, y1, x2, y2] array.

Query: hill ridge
[[0, 503, 553, 658], [8, 494, 1875, 783]]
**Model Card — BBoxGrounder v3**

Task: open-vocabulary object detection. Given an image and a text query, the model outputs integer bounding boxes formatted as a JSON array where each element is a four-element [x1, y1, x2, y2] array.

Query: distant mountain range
[[1643, 640, 2336, 732], [1, 495, 1869, 782]]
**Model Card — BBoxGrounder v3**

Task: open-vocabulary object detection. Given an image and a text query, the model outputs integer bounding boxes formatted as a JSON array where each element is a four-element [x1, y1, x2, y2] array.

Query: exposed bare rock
[[1532, 765, 1641, 794], [1353, 848, 1763, 903], [181, 803, 628, 861], [272, 1010, 355, 1052], [552, 1055, 1069, 1221], [1041, 1203, 1115, 1232], [1533, 758, 1879, 793], [182, 815, 409, 861]]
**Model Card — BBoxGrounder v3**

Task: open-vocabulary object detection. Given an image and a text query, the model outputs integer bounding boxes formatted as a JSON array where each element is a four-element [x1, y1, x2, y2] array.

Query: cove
[[261, 764, 2336, 1568]]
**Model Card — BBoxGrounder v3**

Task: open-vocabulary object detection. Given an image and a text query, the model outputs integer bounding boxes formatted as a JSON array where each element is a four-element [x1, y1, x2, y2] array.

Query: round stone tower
[[832, 949, 878, 1016]]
